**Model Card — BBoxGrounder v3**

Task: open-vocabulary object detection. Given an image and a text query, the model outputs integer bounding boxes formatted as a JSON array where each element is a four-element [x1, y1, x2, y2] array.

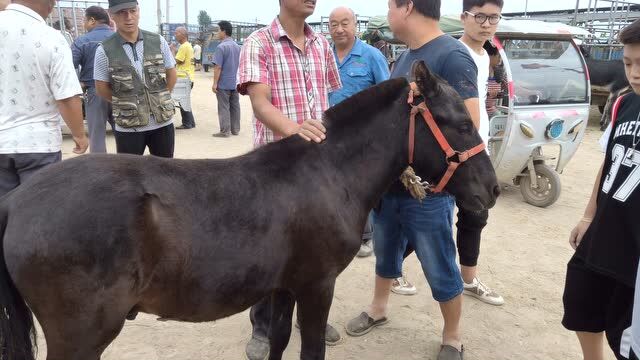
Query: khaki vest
[[101, 30, 175, 128]]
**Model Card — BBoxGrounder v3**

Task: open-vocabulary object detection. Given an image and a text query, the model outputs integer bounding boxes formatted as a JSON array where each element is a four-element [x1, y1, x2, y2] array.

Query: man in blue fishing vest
[[328, 6, 390, 259]]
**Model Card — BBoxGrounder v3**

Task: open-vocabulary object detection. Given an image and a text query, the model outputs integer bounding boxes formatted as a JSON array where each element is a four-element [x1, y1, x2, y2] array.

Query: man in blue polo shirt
[[72, 6, 115, 153], [329, 7, 389, 107], [329, 6, 389, 259]]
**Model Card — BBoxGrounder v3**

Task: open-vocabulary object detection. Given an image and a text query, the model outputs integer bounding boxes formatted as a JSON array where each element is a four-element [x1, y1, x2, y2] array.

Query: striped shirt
[[93, 30, 176, 133], [237, 17, 341, 148]]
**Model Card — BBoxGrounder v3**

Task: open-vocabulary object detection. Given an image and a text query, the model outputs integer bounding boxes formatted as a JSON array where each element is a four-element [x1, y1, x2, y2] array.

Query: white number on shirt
[[603, 144, 640, 202]]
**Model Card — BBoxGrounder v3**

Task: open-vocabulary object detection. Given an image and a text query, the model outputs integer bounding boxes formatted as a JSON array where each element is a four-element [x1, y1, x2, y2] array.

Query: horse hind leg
[[267, 290, 296, 360], [43, 311, 127, 360]]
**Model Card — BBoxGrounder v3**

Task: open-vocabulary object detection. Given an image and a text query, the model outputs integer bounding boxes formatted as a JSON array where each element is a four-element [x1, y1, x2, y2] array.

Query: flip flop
[[345, 312, 389, 337]]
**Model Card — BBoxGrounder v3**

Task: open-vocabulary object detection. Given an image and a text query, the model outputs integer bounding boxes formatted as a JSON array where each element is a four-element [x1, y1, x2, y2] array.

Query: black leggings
[[114, 124, 175, 158], [403, 207, 488, 267]]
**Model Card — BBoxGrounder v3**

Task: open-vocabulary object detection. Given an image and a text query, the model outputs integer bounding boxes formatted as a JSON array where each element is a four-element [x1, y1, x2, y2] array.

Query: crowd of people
[[2, 0, 640, 359]]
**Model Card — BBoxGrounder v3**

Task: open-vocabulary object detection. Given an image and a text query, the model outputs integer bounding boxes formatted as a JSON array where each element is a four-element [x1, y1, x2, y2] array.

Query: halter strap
[[407, 82, 486, 193]]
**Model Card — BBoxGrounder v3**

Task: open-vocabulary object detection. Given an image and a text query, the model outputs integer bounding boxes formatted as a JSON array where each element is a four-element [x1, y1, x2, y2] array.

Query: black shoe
[[176, 125, 194, 130], [212, 132, 231, 138], [232, 132, 240, 136]]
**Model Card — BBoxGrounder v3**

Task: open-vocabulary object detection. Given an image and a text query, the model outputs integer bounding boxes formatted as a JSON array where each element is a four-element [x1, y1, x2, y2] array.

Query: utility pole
[[185, 0, 188, 27], [166, 0, 170, 24], [156, 0, 162, 33]]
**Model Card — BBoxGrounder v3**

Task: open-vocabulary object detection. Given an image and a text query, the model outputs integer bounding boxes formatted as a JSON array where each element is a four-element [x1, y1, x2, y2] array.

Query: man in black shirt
[[563, 19, 640, 360]]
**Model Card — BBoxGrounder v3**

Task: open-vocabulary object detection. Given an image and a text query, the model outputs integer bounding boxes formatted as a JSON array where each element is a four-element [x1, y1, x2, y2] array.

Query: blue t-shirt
[[389, 34, 478, 194], [391, 34, 478, 100], [213, 37, 242, 91], [329, 38, 390, 106]]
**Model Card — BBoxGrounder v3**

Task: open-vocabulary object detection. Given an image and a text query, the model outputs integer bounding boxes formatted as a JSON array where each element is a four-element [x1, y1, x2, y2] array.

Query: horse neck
[[320, 106, 411, 209]]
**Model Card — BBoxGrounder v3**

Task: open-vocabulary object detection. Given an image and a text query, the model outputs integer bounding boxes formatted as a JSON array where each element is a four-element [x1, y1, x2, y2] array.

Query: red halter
[[407, 82, 486, 193]]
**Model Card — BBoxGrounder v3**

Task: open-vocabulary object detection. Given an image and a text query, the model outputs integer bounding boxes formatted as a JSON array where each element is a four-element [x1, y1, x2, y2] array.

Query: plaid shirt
[[238, 18, 342, 148]]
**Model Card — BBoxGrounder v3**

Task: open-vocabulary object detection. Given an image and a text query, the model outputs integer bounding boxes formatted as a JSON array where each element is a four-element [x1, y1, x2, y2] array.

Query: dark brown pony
[[0, 61, 499, 360]]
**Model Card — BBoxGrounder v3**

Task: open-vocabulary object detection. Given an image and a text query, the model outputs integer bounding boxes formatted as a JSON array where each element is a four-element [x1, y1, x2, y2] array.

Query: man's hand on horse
[[296, 119, 326, 143], [73, 134, 89, 154]]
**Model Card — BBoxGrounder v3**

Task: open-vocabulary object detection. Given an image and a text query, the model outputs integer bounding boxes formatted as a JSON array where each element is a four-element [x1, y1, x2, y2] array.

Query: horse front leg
[[296, 279, 336, 360], [268, 290, 295, 360]]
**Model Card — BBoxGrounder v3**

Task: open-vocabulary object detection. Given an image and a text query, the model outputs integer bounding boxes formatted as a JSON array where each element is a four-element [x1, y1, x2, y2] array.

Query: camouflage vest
[[101, 30, 175, 128]]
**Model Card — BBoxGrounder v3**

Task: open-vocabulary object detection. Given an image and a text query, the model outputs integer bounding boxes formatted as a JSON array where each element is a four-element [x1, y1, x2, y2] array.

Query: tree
[[198, 10, 212, 28]]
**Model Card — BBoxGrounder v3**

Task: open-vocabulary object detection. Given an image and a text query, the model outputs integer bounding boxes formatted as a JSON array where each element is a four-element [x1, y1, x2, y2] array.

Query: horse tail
[[0, 203, 37, 360]]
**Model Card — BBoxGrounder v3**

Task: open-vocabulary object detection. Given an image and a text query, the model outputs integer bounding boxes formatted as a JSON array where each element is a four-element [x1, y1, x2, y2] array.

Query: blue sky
[[138, 0, 584, 31]]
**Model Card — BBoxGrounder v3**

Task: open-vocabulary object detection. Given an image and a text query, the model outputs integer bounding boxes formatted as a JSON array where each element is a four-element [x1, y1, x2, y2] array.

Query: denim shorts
[[373, 191, 463, 302]]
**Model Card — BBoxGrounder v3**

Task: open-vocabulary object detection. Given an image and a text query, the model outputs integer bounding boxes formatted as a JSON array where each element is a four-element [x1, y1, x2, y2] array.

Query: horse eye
[[459, 123, 473, 134]]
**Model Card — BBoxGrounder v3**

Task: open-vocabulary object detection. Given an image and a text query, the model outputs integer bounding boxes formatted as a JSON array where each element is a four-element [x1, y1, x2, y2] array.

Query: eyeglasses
[[465, 11, 502, 25]]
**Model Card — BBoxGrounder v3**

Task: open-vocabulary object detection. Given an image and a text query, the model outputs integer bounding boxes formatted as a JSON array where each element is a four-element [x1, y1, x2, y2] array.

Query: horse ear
[[411, 60, 439, 97]]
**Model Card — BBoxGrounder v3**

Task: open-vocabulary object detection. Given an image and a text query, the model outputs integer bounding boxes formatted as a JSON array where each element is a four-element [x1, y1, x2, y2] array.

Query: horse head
[[409, 61, 500, 211]]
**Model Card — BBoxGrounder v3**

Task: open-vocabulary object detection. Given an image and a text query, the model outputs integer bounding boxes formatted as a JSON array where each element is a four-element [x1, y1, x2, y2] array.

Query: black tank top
[[577, 93, 640, 287]]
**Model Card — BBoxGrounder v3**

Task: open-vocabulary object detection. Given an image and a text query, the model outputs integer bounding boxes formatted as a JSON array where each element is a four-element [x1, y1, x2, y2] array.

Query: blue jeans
[[373, 192, 463, 302]]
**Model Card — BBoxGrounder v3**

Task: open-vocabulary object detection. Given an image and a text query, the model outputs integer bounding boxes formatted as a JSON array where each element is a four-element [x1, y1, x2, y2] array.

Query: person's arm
[[56, 96, 88, 154], [50, 33, 88, 154], [464, 98, 481, 130], [371, 49, 391, 84], [212, 45, 224, 93], [175, 43, 185, 65], [165, 67, 177, 92], [569, 162, 604, 250], [71, 39, 82, 70], [95, 80, 112, 102], [160, 37, 177, 92], [443, 50, 480, 129], [246, 83, 325, 142], [212, 65, 222, 93]]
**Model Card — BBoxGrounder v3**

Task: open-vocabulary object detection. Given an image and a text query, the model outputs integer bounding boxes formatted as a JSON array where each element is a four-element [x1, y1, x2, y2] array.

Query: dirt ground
[[38, 71, 613, 360]]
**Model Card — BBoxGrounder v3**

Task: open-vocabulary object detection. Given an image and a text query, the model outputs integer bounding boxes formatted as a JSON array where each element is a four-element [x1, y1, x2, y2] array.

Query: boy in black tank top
[[563, 19, 640, 360]]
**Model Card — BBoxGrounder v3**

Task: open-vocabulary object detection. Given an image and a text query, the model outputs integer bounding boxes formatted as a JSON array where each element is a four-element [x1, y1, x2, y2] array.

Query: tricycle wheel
[[520, 164, 561, 208]]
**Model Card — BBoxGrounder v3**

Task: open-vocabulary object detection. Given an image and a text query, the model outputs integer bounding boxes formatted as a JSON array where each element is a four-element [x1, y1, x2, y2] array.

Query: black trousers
[[179, 83, 196, 128], [403, 207, 488, 267], [114, 125, 175, 158], [631, 349, 638, 360]]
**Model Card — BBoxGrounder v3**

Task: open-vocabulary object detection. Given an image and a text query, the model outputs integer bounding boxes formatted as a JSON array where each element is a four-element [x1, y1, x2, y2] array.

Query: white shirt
[[460, 40, 490, 149], [0, 4, 82, 154], [193, 44, 202, 60]]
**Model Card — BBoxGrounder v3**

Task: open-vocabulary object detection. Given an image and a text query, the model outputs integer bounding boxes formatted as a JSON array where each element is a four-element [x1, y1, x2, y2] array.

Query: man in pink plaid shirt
[[237, 1, 342, 359], [237, 1, 341, 148]]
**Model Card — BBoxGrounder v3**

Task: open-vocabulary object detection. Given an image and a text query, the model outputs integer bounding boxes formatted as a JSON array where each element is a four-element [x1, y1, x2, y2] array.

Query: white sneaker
[[463, 277, 504, 306], [357, 240, 374, 257], [391, 275, 417, 295]]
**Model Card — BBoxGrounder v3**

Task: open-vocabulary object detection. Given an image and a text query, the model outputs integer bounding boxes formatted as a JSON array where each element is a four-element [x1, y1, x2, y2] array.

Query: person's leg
[[346, 194, 403, 336], [14, 152, 62, 184], [563, 256, 613, 360], [179, 107, 196, 129], [215, 90, 232, 136], [456, 208, 503, 305], [577, 332, 606, 360], [357, 211, 374, 258], [146, 125, 175, 158], [114, 130, 146, 155], [604, 281, 634, 360], [0, 154, 20, 197], [230, 90, 241, 135], [85, 87, 109, 153], [403, 193, 463, 353]]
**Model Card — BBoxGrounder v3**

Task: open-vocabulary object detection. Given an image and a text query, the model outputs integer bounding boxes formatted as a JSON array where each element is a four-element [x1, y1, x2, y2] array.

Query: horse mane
[[323, 78, 409, 132]]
